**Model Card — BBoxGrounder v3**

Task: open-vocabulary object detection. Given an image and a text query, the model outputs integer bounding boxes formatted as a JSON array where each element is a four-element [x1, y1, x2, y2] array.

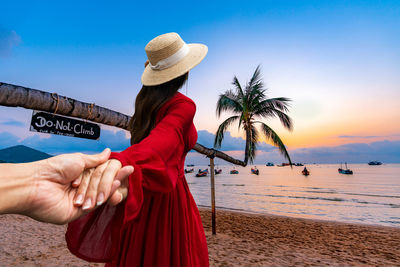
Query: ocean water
[[186, 164, 400, 227]]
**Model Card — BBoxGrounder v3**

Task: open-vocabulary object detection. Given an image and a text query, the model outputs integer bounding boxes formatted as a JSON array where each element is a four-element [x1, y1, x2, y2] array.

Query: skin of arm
[[0, 149, 132, 225]]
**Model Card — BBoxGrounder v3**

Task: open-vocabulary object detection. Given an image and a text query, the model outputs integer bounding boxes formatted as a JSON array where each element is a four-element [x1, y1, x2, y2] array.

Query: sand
[[1, 208, 399, 266]]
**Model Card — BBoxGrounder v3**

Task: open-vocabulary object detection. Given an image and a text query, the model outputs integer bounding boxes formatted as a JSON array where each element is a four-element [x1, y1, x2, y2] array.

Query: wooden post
[[209, 156, 216, 235]]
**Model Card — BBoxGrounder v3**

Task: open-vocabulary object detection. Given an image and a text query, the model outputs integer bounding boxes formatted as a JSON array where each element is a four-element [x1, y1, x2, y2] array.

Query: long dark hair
[[129, 72, 188, 145]]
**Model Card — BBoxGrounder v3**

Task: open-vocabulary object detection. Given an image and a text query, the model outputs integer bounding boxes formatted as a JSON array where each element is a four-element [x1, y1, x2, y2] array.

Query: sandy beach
[[1, 208, 399, 266]]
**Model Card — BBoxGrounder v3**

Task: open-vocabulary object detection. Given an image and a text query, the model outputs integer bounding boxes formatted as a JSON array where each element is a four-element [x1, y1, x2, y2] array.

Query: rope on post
[[51, 93, 60, 115]]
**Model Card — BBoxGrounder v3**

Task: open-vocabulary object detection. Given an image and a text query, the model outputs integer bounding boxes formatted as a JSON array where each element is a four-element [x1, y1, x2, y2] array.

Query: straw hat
[[141, 32, 208, 86]]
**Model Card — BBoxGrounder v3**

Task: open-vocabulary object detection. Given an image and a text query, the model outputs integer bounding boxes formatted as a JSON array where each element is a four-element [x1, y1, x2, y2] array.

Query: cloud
[[338, 135, 379, 139], [288, 140, 400, 163], [185, 139, 400, 165], [196, 130, 276, 152], [0, 25, 21, 58], [0, 119, 25, 127], [0, 132, 20, 148], [1, 129, 399, 164]]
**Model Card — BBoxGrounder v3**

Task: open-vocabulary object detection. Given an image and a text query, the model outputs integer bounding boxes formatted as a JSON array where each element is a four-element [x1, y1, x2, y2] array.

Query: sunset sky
[[1, 0, 399, 163]]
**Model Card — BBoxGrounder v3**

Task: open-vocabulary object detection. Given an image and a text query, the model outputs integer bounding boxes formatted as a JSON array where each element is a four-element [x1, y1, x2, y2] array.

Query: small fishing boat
[[368, 161, 382, 165], [338, 163, 353, 174], [184, 168, 194, 173], [195, 168, 208, 177], [214, 169, 222, 175], [186, 164, 194, 167], [266, 162, 274, 166], [251, 167, 259, 175], [302, 167, 310, 176], [230, 168, 239, 174]]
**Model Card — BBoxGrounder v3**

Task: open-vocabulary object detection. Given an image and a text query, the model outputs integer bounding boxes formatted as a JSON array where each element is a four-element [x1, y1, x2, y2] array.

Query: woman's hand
[[73, 159, 130, 210]]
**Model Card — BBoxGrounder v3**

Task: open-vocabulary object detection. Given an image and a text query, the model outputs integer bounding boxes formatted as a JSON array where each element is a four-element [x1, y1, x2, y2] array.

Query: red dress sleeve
[[66, 96, 196, 262]]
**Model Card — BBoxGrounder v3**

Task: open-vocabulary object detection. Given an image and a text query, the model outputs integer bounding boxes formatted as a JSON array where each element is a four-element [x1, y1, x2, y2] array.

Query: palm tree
[[214, 65, 293, 166]]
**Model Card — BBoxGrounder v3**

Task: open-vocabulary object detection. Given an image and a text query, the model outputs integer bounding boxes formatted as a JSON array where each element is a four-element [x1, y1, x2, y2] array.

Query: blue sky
[[1, 0, 400, 163]]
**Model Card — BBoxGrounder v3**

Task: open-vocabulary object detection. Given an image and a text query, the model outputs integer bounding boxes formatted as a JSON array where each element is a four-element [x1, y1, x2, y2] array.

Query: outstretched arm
[[0, 149, 133, 225]]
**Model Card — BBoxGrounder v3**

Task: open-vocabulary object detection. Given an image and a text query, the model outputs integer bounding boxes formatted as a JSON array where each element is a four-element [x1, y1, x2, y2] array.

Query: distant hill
[[0, 145, 52, 163]]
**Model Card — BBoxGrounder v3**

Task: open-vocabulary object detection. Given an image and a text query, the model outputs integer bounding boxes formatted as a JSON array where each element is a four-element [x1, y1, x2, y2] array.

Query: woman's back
[[66, 92, 209, 267]]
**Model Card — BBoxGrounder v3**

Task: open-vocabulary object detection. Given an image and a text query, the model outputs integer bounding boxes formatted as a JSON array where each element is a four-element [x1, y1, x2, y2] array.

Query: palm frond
[[216, 93, 243, 118], [214, 115, 240, 148], [253, 98, 293, 131], [253, 97, 292, 114], [256, 121, 292, 165], [232, 76, 244, 99], [246, 65, 263, 94]]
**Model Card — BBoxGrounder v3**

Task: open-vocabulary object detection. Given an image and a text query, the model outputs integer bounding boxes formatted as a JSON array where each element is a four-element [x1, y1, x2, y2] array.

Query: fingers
[[81, 161, 109, 210], [107, 166, 132, 206], [73, 168, 94, 205], [72, 176, 82, 188], [73, 160, 132, 212], [81, 148, 111, 170], [94, 160, 122, 207], [114, 165, 134, 183], [108, 187, 128, 206]]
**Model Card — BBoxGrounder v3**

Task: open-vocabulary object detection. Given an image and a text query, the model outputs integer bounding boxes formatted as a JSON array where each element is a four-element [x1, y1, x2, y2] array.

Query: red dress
[[66, 92, 209, 266]]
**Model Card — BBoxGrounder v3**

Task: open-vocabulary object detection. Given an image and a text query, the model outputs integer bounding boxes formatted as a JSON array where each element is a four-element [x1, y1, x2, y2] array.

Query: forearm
[[0, 162, 38, 215]]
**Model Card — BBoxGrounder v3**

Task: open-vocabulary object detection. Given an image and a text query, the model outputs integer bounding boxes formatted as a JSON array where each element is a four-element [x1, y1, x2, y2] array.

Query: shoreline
[[1, 208, 399, 266], [198, 205, 400, 229]]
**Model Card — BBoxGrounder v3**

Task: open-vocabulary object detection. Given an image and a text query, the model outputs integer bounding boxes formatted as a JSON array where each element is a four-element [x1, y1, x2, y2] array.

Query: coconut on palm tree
[[214, 65, 293, 166]]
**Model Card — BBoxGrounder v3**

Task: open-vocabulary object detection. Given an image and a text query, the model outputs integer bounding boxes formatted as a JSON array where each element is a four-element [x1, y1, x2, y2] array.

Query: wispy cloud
[[1, 130, 400, 164], [196, 130, 276, 152], [0, 25, 21, 58], [338, 135, 380, 139], [186, 139, 400, 164], [0, 119, 25, 127]]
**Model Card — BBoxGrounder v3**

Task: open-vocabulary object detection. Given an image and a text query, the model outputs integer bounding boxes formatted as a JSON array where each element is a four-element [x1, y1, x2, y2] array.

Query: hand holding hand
[[24, 149, 132, 224], [73, 159, 129, 210]]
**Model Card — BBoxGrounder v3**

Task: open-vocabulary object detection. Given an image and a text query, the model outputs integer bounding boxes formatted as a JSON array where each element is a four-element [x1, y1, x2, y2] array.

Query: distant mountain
[[0, 145, 52, 163]]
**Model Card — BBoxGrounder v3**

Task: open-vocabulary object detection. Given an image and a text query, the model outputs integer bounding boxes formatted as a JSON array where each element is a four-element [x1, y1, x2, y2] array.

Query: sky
[[1, 0, 400, 163]]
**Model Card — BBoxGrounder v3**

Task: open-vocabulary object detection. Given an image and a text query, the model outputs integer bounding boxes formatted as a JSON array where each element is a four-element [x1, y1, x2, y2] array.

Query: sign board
[[30, 111, 101, 140]]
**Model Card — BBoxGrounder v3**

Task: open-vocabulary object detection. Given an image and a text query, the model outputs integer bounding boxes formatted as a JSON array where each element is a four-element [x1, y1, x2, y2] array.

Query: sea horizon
[[186, 163, 400, 227]]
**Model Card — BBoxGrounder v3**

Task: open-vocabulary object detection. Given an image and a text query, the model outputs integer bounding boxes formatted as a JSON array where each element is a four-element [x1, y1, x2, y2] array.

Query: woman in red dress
[[66, 32, 209, 266]]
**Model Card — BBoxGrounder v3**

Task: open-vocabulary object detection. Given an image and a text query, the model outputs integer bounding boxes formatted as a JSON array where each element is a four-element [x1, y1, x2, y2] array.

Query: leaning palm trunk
[[0, 82, 245, 166]]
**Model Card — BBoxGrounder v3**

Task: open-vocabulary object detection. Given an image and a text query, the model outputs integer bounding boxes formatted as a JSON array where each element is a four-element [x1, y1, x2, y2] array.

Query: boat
[[230, 168, 239, 174], [338, 163, 353, 174], [368, 161, 382, 165], [281, 163, 291, 166], [266, 162, 274, 166], [186, 164, 194, 167], [251, 167, 259, 175], [184, 168, 194, 173], [302, 167, 310, 176], [295, 163, 304, 166], [195, 168, 208, 177], [214, 169, 222, 175]]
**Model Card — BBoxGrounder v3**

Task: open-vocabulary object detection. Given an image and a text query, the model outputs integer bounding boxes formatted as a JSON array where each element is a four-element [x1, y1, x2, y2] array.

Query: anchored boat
[[184, 168, 194, 173], [195, 168, 208, 177], [251, 167, 259, 175], [302, 167, 310, 176], [368, 161, 382, 165], [338, 163, 353, 174]]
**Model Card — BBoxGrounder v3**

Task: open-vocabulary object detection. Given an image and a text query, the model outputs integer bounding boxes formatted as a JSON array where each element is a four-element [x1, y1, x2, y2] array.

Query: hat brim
[[141, 43, 208, 86]]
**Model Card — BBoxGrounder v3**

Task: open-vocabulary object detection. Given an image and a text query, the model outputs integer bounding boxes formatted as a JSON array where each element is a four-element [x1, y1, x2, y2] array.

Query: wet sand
[[1, 208, 399, 266]]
